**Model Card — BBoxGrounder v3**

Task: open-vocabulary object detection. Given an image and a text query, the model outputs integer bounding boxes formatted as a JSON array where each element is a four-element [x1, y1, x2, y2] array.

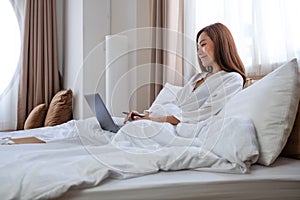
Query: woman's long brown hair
[[196, 23, 246, 84]]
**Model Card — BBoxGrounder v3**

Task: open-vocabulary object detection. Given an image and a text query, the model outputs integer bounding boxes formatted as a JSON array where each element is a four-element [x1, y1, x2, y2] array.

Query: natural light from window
[[194, 0, 300, 73], [0, 0, 21, 95]]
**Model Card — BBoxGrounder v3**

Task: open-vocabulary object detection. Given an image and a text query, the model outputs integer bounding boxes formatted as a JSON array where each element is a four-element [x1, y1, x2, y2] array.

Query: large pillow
[[148, 83, 182, 117], [245, 74, 300, 160], [44, 89, 73, 126], [219, 59, 300, 166], [150, 83, 182, 106], [24, 103, 48, 130]]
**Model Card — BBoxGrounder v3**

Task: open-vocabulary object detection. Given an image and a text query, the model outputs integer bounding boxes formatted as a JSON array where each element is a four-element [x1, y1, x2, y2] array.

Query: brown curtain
[[17, 0, 61, 130], [149, 0, 184, 103]]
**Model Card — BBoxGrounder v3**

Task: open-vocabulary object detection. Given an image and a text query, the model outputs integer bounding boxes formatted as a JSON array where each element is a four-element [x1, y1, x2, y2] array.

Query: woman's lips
[[200, 55, 207, 61]]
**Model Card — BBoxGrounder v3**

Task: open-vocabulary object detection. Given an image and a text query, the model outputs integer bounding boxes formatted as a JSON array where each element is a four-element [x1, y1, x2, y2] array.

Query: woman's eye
[[201, 43, 206, 47]]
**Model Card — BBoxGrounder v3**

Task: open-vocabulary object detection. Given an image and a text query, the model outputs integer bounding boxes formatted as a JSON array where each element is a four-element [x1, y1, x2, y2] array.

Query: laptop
[[84, 93, 121, 133]]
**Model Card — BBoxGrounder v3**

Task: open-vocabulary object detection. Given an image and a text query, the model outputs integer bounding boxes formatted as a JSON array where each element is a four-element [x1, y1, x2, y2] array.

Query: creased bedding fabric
[[0, 116, 258, 199]]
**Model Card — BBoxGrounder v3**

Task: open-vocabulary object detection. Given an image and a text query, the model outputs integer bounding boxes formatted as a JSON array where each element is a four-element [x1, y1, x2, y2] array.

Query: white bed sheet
[[59, 157, 300, 200]]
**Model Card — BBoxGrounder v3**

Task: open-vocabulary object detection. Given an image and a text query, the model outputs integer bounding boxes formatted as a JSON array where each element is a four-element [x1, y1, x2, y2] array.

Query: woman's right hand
[[123, 110, 145, 123]]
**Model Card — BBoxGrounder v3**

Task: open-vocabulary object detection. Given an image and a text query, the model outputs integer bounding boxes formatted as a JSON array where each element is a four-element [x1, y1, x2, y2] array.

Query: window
[[187, 0, 300, 75], [0, 0, 21, 95]]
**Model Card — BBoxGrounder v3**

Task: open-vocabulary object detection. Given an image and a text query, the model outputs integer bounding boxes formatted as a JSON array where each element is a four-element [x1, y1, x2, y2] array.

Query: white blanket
[[0, 116, 259, 199]]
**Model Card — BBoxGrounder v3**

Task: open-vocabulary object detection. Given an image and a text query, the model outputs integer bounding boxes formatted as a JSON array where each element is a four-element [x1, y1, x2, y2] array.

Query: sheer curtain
[[0, 0, 24, 131], [184, 0, 300, 77]]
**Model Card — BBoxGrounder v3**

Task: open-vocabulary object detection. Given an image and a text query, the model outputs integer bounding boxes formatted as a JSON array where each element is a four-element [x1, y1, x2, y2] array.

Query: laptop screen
[[84, 93, 120, 133]]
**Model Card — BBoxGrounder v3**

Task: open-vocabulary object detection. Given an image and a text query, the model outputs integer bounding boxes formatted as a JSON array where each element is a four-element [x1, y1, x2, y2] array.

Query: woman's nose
[[197, 48, 203, 56]]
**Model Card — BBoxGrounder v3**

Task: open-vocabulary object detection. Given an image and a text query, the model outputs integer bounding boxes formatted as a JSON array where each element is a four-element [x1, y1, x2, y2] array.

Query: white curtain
[[0, 0, 24, 131], [184, 0, 300, 77]]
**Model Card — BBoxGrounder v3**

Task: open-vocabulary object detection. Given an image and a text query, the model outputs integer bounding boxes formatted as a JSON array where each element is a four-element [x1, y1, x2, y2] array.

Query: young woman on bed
[[2, 22, 245, 145], [125, 22, 246, 125]]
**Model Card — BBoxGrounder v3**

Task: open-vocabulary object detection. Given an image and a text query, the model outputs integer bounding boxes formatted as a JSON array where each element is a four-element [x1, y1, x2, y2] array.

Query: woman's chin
[[200, 60, 208, 67], [201, 63, 208, 68]]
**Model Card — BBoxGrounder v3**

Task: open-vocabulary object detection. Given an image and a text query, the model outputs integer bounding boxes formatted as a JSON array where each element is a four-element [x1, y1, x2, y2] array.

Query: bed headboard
[[281, 96, 300, 159]]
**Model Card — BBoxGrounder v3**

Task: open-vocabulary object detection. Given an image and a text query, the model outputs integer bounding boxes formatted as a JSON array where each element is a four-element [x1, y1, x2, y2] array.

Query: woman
[[126, 23, 246, 125], [3, 23, 246, 147]]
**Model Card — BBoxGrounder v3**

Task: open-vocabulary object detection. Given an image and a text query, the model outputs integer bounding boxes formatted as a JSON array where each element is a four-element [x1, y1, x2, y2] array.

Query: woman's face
[[197, 32, 216, 68]]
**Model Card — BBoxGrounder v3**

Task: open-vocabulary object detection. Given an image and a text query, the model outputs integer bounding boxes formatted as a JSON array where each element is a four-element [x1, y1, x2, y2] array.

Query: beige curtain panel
[[150, 0, 184, 103], [17, 0, 61, 130]]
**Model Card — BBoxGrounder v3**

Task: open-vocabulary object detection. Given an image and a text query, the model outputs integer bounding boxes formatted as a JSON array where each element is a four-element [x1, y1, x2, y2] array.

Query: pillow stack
[[24, 89, 73, 130]]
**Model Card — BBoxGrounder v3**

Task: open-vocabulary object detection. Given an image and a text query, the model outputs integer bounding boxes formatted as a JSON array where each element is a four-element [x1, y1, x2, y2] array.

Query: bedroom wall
[[62, 0, 151, 120], [62, 0, 84, 119]]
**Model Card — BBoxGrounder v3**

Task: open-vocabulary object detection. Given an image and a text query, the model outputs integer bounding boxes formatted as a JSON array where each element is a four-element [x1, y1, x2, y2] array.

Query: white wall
[[63, 0, 84, 119], [82, 0, 107, 118], [62, 0, 151, 119]]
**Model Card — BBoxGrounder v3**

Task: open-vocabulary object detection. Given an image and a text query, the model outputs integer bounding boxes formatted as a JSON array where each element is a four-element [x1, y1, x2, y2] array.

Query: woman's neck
[[205, 63, 222, 74], [211, 63, 222, 74]]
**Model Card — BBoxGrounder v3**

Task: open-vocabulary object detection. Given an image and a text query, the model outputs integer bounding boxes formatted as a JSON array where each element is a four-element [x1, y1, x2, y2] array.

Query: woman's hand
[[123, 110, 148, 123]]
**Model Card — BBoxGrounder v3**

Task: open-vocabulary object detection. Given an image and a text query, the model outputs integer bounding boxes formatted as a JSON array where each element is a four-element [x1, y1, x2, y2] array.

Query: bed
[[1, 59, 300, 200], [59, 157, 300, 200]]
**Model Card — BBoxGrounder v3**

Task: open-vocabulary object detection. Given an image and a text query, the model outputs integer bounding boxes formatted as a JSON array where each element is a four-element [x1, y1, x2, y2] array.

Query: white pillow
[[148, 83, 182, 117], [219, 59, 300, 166], [150, 83, 182, 106]]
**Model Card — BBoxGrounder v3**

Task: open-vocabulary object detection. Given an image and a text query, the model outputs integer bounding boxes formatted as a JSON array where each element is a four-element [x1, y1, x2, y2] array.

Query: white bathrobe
[[112, 70, 258, 172], [149, 70, 244, 123], [176, 70, 243, 122]]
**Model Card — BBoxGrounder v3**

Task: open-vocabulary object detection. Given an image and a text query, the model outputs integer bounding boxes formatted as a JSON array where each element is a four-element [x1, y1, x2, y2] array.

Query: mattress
[[59, 157, 300, 200]]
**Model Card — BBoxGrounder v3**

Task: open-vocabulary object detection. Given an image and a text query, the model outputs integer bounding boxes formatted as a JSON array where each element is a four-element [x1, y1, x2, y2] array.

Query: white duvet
[[0, 116, 259, 199], [0, 72, 259, 199]]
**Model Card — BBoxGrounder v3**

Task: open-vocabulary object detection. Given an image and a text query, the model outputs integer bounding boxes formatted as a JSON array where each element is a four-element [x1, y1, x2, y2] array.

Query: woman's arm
[[1, 137, 45, 145], [147, 115, 180, 125]]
